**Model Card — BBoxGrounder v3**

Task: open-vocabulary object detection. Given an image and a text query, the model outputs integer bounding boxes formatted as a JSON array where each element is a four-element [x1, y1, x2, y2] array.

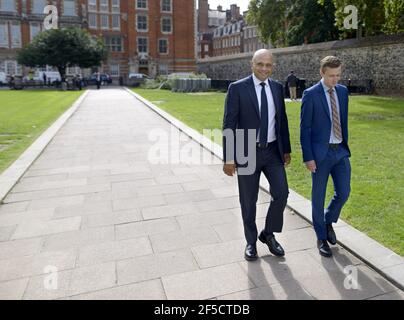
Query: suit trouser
[[237, 142, 289, 245], [311, 145, 351, 240], [289, 87, 297, 100]]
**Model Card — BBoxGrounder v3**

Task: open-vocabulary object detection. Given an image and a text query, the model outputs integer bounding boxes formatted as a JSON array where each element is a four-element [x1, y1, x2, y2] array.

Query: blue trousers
[[312, 145, 351, 240]]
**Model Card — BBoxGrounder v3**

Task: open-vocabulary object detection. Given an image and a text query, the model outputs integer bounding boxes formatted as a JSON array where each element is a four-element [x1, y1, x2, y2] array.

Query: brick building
[[196, 1, 273, 59], [0, 0, 196, 82]]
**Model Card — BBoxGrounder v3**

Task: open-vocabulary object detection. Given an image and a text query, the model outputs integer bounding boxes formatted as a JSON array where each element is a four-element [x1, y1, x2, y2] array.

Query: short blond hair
[[320, 56, 342, 72]]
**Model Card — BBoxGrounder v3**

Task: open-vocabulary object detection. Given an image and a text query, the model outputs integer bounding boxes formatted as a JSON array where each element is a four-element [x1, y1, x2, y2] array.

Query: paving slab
[[117, 249, 199, 285], [0, 88, 401, 299], [161, 263, 255, 300]]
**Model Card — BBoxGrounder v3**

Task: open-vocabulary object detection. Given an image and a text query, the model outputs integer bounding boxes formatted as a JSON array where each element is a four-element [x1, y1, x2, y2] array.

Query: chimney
[[198, 0, 209, 32], [230, 4, 240, 21]]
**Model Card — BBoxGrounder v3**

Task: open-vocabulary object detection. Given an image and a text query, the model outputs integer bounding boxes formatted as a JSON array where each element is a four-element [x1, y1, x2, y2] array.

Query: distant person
[[96, 72, 101, 89], [75, 74, 82, 90], [9, 75, 15, 89], [286, 71, 299, 101], [43, 73, 47, 86]]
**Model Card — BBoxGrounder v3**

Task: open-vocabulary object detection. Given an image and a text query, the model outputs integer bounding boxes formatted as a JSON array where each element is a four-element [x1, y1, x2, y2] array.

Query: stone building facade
[[197, 34, 404, 96], [0, 0, 197, 81]]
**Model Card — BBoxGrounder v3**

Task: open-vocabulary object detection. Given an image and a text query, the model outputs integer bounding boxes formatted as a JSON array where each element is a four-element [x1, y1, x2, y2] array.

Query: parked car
[[86, 73, 112, 86], [128, 73, 151, 87]]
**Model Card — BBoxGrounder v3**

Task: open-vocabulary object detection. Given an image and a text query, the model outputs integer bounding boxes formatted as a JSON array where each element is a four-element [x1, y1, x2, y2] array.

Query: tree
[[286, 0, 340, 45], [17, 27, 107, 81], [383, 0, 404, 34], [247, 0, 339, 47], [247, 0, 292, 47], [321, 0, 386, 37]]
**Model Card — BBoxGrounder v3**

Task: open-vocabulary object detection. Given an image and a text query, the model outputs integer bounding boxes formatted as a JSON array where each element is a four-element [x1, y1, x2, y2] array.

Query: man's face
[[251, 54, 274, 81], [321, 66, 342, 88]]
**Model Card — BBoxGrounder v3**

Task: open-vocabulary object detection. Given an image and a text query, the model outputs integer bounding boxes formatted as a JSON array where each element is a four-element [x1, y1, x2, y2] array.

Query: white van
[[38, 71, 62, 82], [0, 72, 6, 85]]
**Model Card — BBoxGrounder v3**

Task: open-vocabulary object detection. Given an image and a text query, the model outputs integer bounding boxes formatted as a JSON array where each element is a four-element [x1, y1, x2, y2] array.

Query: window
[[137, 37, 148, 53], [88, 0, 96, 12], [100, 14, 109, 29], [161, 0, 171, 12], [30, 22, 41, 41], [158, 39, 168, 54], [110, 64, 119, 77], [137, 15, 147, 31], [204, 44, 209, 52], [5, 60, 21, 75], [161, 17, 171, 33], [63, 0, 75, 16], [159, 64, 168, 75], [112, 14, 120, 30], [105, 36, 123, 52], [32, 0, 47, 14], [0, 21, 8, 48], [1, 0, 16, 12], [6, 60, 16, 75], [66, 66, 80, 75], [89, 13, 97, 28], [11, 22, 21, 48], [136, 0, 147, 9], [100, 0, 109, 12], [112, 0, 120, 13]]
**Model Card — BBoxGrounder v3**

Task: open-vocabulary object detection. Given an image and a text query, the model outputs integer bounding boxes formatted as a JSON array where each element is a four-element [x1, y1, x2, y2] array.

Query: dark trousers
[[311, 145, 351, 240], [237, 142, 289, 245]]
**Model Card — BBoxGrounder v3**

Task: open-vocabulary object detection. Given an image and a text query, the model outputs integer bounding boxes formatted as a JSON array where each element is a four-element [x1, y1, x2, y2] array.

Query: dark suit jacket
[[300, 81, 351, 164], [222, 75, 291, 166]]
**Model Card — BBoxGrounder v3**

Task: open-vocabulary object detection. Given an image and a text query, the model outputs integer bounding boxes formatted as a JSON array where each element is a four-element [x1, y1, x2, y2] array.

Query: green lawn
[[0, 90, 84, 174], [134, 89, 404, 256]]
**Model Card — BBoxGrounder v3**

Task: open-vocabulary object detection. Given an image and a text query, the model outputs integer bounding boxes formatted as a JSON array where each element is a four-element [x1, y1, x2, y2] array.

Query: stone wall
[[197, 34, 404, 96]]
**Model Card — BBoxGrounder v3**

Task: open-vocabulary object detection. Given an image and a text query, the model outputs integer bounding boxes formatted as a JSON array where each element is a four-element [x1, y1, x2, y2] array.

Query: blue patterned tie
[[259, 82, 268, 145]]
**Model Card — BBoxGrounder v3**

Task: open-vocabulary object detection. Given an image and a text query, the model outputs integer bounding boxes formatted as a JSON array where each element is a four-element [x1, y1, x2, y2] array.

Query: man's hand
[[305, 160, 317, 173], [284, 153, 291, 167], [223, 163, 236, 176]]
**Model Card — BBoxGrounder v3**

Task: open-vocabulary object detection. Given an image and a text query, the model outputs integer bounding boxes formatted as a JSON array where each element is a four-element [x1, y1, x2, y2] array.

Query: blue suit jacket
[[300, 82, 351, 164], [223, 75, 291, 165]]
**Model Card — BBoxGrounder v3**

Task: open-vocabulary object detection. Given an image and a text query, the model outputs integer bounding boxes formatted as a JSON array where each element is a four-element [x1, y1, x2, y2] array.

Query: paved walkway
[[0, 88, 403, 300]]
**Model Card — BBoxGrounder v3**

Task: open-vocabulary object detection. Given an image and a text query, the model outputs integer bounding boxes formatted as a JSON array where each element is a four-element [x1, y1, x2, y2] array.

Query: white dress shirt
[[252, 74, 277, 143]]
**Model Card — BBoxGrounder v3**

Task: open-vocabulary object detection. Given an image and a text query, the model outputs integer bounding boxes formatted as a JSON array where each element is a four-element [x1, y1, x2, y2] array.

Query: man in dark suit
[[222, 49, 292, 261], [286, 71, 299, 101], [300, 56, 351, 258]]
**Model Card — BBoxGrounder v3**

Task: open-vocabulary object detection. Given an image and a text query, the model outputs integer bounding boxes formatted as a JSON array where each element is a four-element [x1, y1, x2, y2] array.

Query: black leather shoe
[[317, 240, 333, 257], [244, 244, 258, 261], [326, 224, 337, 245], [258, 231, 285, 257]]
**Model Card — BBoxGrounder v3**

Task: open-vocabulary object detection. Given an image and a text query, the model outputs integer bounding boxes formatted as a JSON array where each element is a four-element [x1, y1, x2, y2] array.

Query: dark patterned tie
[[328, 88, 342, 140], [259, 82, 268, 144]]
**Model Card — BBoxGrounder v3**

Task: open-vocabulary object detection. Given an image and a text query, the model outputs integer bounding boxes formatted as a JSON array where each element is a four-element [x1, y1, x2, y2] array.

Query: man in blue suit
[[300, 56, 351, 258], [222, 49, 291, 261]]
